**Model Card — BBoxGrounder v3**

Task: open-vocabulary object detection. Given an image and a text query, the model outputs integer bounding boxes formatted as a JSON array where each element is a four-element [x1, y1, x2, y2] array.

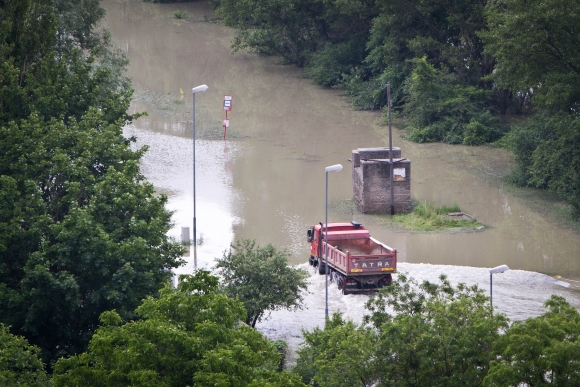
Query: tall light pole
[[324, 164, 343, 318], [192, 84, 208, 268], [489, 264, 509, 311], [387, 82, 394, 215]]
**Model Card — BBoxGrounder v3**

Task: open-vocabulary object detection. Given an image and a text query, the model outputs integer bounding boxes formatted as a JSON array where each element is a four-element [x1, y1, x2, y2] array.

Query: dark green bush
[[404, 57, 500, 144], [508, 114, 580, 217], [305, 37, 366, 87]]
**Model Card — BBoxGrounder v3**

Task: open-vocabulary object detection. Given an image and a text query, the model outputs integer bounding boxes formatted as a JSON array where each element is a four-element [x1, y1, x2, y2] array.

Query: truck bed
[[323, 237, 396, 275]]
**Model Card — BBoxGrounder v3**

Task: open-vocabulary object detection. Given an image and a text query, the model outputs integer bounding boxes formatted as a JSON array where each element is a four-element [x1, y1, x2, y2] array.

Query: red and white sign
[[223, 95, 232, 111]]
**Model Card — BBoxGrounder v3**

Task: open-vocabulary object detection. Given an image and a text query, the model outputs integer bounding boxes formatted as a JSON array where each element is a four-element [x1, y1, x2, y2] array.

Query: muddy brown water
[[102, 0, 580, 290]]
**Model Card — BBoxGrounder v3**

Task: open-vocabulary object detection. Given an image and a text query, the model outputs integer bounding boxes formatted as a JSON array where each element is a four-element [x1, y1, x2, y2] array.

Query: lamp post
[[489, 264, 509, 310], [324, 164, 343, 318], [386, 82, 394, 215], [192, 84, 208, 268]]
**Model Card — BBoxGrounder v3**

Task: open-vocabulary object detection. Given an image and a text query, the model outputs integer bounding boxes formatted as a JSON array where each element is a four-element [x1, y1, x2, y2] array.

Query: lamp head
[[490, 265, 509, 274], [325, 164, 343, 173], [192, 84, 209, 93]]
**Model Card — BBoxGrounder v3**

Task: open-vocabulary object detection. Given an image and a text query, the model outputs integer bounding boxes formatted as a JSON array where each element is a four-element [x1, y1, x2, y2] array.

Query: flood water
[[102, 0, 580, 355]]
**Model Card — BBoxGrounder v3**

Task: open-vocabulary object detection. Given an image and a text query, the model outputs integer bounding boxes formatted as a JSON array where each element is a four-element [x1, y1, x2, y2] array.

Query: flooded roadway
[[102, 0, 580, 352]]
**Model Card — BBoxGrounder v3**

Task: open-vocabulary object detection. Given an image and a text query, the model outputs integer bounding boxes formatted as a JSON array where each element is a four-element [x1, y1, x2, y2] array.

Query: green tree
[[296, 275, 508, 387], [0, 324, 53, 387], [367, 274, 507, 386], [0, 110, 185, 366], [482, 0, 580, 217], [481, 0, 580, 113], [295, 314, 379, 387], [0, 0, 131, 124], [404, 57, 500, 144], [215, 239, 308, 328], [53, 270, 307, 387], [216, 0, 377, 69], [484, 295, 580, 386], [507, 114, 580, 217], [364, 0, 492, 109], [0, 0, 184, 367]]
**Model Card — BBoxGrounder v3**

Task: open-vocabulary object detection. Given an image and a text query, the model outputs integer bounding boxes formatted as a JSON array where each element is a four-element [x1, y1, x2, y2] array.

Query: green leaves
[[298, 275, 508, 387], [0, 324, 52, 387], [404, 57, 500, 145], [215, 240, 309, 328], [53, 271, 307, 387], [296, 314, 379, 387], [482, 0, 580, 113], [0, 1, 183, 367], [484, 295, 580, 386], [507, 113, 580, 217]]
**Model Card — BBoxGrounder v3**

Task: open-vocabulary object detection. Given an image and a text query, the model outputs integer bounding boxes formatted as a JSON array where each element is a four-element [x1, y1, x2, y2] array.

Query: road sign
[[223, 95, 232, 111]]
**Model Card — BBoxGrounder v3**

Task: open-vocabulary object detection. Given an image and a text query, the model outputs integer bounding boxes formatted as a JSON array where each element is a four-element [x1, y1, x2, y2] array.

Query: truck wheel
[[318, 262, 327, 275], [308, 256, 314, 266]]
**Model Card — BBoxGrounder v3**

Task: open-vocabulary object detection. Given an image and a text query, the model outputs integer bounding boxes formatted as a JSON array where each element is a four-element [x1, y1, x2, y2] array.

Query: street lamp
[[192, 84, 208, 268], [489, 264, 509, 310], [324, 164, 343, 318]]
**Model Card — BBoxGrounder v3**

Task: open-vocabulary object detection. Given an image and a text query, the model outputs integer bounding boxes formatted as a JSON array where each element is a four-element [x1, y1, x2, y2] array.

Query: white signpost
[[223, 95, 232, 140]]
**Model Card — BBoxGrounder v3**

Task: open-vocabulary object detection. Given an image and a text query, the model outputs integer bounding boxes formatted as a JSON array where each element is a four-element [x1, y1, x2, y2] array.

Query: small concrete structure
[[352, 147, 411, 213]]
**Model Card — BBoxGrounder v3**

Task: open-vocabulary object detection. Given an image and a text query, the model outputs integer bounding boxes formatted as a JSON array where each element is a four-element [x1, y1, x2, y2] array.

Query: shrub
[[404, 57, 501, 144]]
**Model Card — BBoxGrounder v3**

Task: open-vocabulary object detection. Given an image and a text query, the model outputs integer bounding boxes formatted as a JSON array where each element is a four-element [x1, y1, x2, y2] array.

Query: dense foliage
[[53, 271, 306, 387], [296, 276, 580, 387], [215, 0, 580, 217], [0, 324, 52, 387], [484, 295, 580, 386], [215, 239, 309, 327], [0, 0, 184, 367], [482, 0, 580, 217]]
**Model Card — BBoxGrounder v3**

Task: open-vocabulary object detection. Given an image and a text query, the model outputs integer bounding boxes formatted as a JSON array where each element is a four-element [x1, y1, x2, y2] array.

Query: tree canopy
[[53, 270, 307, 387], [481, 0, 580, 113], [484, 295, 580, 386], [0, 0, 184, 366], [215, 239, 309, 328], [296, 274, 509, 387], [0, 324, 52, 387]]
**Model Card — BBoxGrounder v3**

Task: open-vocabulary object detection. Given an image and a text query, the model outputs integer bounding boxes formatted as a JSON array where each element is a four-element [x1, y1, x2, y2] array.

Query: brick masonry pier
[[352, 147, 411, 213]]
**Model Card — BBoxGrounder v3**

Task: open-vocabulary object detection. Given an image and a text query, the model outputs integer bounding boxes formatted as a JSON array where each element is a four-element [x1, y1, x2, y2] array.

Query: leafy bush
[[507, 113, 580, 217], [54, 271, 306, 387], [0, 325, 52, 387], [404, 57, 500, 144], [215, 240, 309, 327], [297, 275, 508, 386], [305, 37, 366, 87]]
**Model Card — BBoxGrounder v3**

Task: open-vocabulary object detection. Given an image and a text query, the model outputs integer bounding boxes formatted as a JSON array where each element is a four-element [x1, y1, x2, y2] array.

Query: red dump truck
[[307, 222, 397, 294]]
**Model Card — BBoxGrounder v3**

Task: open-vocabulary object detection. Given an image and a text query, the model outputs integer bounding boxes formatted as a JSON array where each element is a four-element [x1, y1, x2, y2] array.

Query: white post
[[192, 84, 208, 270]]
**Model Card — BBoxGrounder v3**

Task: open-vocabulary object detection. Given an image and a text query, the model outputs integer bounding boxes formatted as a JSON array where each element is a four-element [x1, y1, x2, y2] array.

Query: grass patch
[[379, 201, 485, 232], [173, 10, 186, 19]]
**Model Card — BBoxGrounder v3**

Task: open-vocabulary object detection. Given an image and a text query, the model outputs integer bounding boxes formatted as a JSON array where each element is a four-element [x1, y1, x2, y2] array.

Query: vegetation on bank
[[380, 201, 484, 232], [212, 0, 580, 218], [334, 200, 483, 232]]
